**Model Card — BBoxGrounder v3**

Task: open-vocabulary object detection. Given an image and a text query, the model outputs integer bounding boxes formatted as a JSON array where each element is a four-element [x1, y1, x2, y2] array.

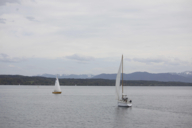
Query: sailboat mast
[[122, 55, 123, 94]]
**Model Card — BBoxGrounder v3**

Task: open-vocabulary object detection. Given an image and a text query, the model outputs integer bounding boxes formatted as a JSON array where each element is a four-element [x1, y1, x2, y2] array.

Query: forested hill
[[0, 75, 192, 86]]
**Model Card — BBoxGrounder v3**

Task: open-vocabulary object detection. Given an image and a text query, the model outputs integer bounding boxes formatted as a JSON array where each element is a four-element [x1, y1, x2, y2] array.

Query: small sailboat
[[52, 77, 62, 94], [115, 55, 132, 107]]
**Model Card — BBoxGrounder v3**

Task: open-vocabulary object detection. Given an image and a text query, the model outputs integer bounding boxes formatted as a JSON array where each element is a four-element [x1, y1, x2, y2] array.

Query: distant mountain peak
[[92, 71, 192, 83], [181, 71, 192, 75]]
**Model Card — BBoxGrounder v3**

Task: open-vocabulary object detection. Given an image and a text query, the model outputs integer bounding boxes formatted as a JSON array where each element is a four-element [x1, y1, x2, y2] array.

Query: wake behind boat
[[52, 77, 62, 94], [115, 55, 132, 107]]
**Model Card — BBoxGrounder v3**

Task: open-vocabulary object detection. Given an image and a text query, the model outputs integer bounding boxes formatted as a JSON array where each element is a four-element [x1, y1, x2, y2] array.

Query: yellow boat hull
[[52, 92, 62, 94]]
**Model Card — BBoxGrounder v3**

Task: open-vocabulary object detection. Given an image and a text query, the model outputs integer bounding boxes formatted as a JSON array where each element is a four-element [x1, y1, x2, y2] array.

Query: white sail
[[115, 57, 122, 100], [54, 77, 61, 92], [119, 84, 122, 99]]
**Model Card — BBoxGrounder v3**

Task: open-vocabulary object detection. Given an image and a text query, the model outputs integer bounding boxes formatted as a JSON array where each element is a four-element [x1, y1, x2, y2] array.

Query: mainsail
[[54, 77, 61, 92], [115, 57, 122, 100]]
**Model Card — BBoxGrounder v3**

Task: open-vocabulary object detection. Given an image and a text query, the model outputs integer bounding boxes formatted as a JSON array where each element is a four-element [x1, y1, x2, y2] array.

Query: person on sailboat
[[122, 94, 128, 102]]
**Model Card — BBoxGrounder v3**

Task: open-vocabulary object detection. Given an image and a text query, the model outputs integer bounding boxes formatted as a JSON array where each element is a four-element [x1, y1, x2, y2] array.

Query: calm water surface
[[0, 86, 192, 128]]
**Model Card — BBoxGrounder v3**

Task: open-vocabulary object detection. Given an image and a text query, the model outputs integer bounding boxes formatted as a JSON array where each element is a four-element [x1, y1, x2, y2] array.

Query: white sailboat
[[115, 55, 132, 107], [52, 77, 62, 94]]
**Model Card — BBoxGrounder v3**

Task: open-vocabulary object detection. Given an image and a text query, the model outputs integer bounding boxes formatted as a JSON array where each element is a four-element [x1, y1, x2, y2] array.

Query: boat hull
[[52, 92, 62, 94], [118, 101, 132, 107]]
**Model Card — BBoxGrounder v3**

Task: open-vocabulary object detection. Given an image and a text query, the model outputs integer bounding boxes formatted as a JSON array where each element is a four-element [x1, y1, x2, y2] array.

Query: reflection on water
[[113, 107, 132, 128]]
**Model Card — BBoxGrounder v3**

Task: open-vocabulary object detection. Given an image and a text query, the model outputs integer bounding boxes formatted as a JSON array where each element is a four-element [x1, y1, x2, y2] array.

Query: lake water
[[0, 86, 192, 128]]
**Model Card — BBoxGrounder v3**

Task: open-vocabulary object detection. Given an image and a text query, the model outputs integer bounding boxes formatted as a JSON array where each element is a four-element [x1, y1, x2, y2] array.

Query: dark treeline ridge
[[0, 75, 192, 86]]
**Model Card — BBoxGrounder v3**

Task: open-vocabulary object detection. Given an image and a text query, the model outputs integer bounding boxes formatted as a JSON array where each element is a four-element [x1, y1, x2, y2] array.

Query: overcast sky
[[0, 0, 192, 76]]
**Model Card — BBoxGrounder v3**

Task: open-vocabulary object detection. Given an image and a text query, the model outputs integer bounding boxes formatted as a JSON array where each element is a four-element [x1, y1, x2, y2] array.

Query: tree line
[[0, 75, 192, 86]]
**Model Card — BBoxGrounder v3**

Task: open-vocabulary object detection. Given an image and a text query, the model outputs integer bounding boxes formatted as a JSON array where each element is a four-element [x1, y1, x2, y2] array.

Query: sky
[[0, 0, 192, 76]]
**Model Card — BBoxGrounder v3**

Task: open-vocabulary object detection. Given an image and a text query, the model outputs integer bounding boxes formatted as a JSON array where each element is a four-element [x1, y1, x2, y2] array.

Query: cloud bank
[[0, 0, 191, 75], [0, 53, 26, 63], [125, 57, 189, 66], [65, 54, 94, 61]]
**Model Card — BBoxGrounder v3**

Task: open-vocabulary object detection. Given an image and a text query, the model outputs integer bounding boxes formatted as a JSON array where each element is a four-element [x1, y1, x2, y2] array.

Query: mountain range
[[92, 71, 192, 83], [38, 71, 192, 83]]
